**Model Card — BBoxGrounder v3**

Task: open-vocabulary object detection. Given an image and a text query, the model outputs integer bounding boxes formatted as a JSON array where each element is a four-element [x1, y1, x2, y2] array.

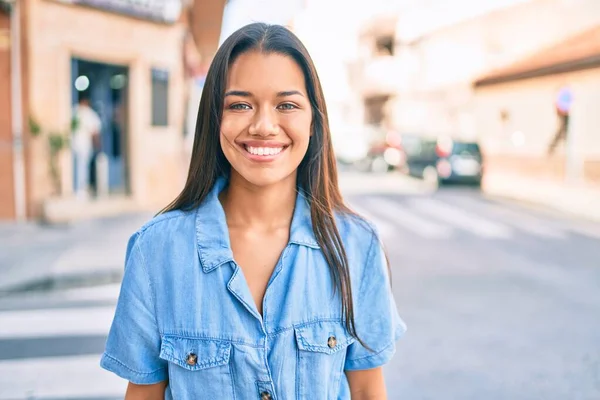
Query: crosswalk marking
[[0, 306, 115, 339], [349, 193, 599, 241], [364, 198, 453, 239], [444, 197, 567, 239], [0, 283, 124, 399], [408, 198, 513, 239], [0, 354, 126, 400], [59, 283, 122, 302], [349, 203, 396, 238]]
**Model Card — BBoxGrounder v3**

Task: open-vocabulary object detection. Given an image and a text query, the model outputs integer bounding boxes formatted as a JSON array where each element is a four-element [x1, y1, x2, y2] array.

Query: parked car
[[355, 126, 405, 173], [401, 135, 484, 186]]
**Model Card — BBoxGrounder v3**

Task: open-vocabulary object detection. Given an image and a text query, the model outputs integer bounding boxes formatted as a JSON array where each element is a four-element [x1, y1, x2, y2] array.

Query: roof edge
[[474, 55, 600, 88]]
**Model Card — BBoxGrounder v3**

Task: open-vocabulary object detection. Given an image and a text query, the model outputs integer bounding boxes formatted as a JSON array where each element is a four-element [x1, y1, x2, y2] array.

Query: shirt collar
[[196, 176, 319, 273]]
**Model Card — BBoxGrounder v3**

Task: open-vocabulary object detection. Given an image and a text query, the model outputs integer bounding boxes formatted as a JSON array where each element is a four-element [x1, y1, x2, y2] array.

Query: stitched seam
[[160, 334, 262, 348], [289, 239, 320, 249], [160, 340, 230, 369], [358, 232, 378, 300], [345, 340, 394, 363], [103, 353, 167, 376], [292, 317, 344, 330], [295, 345, 301, 400], [138, 212, 187, 234], [297, 337, 354, 354], [161, 352, 229, 369], [227, 267, 261, 318], [265, 317, 344, 336], [133, 235, 161, 335], [229, 353, 237, 400]]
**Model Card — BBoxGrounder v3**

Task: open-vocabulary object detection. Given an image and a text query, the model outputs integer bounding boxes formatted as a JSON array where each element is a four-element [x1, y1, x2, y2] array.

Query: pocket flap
[[294, 320, 355, 354], [159, 336, 231, 371]]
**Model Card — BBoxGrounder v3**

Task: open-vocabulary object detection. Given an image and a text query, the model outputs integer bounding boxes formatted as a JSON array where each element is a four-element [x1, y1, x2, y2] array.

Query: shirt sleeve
[[344, 231, 407, 371], [100, 233, 168, 384]]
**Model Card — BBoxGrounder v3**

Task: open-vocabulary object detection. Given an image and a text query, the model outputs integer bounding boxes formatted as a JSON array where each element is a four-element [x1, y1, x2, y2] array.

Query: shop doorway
[[71, 58, 129, 195]]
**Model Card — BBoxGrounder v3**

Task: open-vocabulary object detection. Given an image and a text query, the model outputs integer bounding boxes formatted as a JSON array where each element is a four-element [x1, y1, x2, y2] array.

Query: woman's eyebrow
[[224, 90, 305, 98], [224, 90, 252, 97], [277, 90, 304, 97]]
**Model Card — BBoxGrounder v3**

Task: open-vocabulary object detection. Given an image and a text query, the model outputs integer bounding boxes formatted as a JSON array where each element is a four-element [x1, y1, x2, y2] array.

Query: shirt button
[[260, 391, 272, 400], [186, 353, 197, 366], [327, 336, 337, 348]]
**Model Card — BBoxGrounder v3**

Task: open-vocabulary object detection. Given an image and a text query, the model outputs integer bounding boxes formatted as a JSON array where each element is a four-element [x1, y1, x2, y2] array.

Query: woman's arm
[[125, 381, 168, 400], [346, 367, 388, 399]]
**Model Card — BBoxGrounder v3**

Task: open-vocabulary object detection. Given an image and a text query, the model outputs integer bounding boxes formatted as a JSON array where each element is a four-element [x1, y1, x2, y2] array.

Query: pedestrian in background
[[72, 90, 101, 199], [548, 85, 573, 155], [101, 23, 405, 400]]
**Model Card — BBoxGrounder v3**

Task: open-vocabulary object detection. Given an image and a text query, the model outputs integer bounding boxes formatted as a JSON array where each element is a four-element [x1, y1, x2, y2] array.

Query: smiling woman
[[100, 23, 406, 400], [220, 51, 312, 185]]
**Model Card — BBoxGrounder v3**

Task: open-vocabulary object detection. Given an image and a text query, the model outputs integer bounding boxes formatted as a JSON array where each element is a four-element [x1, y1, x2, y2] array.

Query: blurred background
[[1, 0, 599, 398]]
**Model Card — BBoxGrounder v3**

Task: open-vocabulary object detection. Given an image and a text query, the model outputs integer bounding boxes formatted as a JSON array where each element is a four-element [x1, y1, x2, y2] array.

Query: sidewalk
[[483, 172, 600, 222], [0, 213, 152, 294]]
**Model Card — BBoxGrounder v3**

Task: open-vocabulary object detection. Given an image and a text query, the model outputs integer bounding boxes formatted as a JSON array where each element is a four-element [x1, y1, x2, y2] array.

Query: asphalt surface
[[0, 173, 599, 399]]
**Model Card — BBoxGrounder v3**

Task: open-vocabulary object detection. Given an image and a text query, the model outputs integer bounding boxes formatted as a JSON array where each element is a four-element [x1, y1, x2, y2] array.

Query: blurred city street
[[2, 0, 600, 398], [1, 171, 599, 399]]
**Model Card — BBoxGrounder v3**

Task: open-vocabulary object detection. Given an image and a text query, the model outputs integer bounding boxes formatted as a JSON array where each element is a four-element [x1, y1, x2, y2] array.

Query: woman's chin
[[230, 168, 297, 189]]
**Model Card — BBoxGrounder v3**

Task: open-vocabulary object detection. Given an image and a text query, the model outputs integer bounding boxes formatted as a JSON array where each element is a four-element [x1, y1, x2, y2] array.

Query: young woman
[[101, 23, 406, 400]]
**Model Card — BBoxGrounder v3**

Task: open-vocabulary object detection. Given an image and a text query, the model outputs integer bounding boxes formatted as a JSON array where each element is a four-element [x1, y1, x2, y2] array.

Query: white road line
[[0, 354, 127, 400], [410, 198, 513, 239], [348, 202, 396, 238], [0, 306, 115, 339], [58, 283, 122, 302], [365, 198, 453, 239], [450, 197, 567, 239]]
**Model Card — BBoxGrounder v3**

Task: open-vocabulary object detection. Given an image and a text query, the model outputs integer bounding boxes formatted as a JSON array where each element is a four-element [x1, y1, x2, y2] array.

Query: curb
[[482, 188, 600, 223], [0, 268, 123, 297]]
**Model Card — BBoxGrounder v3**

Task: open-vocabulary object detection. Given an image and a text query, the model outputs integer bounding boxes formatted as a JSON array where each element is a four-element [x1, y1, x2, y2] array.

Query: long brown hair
[[161, 23, 367, 346]]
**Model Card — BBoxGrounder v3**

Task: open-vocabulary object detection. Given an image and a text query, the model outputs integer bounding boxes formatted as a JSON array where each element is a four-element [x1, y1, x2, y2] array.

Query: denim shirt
[[100, 177, 406, 400]]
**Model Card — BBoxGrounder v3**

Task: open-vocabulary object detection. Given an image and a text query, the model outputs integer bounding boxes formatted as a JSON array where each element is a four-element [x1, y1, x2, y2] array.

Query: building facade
[[474, 26, 600, 186], [0, 0, 226, 222], [351, 0, 600, 139], [0, 6, 13, 220]]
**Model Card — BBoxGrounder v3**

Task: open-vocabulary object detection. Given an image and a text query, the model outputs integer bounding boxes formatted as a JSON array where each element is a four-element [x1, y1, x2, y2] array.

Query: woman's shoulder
[[335, 209, 380, 254], [133, 208, 197, 243]]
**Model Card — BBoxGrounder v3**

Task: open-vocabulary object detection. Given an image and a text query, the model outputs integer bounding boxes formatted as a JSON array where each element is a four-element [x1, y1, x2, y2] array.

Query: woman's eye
[[229, 103, 251, 110], [277, 103, 297, 111]]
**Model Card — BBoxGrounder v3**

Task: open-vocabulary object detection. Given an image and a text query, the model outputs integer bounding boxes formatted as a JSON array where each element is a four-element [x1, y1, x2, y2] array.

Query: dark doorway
[[71, 58, 130, 195]]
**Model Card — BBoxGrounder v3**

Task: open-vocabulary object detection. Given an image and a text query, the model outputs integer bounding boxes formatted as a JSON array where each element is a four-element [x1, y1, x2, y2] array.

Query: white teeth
[[246, 146, 283, 156]]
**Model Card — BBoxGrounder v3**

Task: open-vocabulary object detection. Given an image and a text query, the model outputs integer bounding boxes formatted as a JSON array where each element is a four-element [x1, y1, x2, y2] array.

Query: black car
[[401, 135, 484, 186]]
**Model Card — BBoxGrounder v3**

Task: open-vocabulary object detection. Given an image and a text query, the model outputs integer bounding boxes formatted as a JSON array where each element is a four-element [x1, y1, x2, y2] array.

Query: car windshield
[[453, 142, 480, 153]]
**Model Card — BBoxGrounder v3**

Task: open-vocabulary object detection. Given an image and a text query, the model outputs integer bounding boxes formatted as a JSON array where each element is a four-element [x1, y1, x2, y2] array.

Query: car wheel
[[422, 166, 439, 187], [370, 156, 389, 174]]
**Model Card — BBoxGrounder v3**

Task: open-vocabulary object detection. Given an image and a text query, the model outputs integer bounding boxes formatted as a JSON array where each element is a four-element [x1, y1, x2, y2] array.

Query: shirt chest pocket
[[294, 321, 356, 400], [159, 335, 234, 399]]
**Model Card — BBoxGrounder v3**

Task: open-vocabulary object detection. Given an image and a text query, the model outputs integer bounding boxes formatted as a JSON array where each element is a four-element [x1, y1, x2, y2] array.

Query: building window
[[151, 68, 169, 126], [375, 36, 394, 56]]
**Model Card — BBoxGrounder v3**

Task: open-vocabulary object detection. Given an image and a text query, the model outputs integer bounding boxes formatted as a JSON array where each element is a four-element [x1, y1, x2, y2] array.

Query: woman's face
[[220, 51, 312, 188]]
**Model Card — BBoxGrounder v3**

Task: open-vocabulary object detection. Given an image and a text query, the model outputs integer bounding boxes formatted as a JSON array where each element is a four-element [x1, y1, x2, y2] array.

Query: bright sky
[[220, 0, 532, 43], [218, 0, 534, 113]]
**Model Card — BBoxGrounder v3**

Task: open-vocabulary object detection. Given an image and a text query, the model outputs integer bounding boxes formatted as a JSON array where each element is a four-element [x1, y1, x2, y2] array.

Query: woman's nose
[[249, 109, 278, 137]]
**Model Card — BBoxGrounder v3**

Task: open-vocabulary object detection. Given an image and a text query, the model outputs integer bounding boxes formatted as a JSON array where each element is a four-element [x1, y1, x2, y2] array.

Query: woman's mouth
[[241, 143, 289, 162], [245, 145, 284, 156]]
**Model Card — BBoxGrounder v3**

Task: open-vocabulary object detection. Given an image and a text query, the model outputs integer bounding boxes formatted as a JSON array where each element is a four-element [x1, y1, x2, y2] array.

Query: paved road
[[0, 173, 599, 399]]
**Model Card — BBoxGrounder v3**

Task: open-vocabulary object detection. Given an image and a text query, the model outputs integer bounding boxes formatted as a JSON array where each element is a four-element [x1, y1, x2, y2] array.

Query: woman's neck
[[219, 173, 297, 231]]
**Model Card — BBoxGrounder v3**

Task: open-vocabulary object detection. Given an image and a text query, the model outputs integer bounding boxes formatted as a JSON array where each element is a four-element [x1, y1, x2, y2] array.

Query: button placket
[[260, 391, 272, 400], [327, 335, 337, 349], [256, 380, 275, 400], [186, 352, 198, 366]]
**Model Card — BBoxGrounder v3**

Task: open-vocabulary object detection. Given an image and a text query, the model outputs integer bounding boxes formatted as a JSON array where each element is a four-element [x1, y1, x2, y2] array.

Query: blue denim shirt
[[100, 177, 406, 399]]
